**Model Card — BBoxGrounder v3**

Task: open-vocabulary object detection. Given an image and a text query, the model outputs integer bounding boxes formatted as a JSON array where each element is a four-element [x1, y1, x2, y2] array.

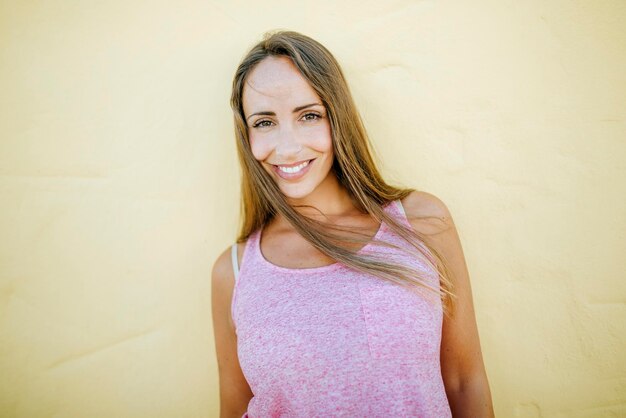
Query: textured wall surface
[[1, 1, 625, 417]]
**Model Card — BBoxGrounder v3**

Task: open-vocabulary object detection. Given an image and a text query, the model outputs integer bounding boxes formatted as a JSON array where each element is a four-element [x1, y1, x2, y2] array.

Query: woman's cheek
[[309, 123, 333, 152], [307, 138, 326, 153], [249, 134, 272, 162]]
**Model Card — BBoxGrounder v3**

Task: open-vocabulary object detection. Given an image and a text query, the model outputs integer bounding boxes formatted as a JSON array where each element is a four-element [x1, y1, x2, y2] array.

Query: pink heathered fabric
[[231, 200, 452, 417]]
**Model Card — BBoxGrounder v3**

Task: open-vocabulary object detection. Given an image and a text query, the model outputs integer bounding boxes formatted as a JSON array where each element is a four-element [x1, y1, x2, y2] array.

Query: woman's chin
[[279, 187, 313, 201]]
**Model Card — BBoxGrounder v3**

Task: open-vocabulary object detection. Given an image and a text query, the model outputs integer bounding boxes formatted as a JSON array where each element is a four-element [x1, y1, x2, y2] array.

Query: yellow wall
[[1, 1, 624, 416]]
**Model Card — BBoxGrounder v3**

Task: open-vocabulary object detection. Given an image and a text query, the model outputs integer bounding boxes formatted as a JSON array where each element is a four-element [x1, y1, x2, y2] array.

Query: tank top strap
[[239, 229, 262, 277], [231, 232, 261, 331], [392, 197, 439, 268]]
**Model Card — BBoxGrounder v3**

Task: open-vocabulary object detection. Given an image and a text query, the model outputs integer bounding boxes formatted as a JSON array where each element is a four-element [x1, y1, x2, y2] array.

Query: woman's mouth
[[272, 159, 315, 180]]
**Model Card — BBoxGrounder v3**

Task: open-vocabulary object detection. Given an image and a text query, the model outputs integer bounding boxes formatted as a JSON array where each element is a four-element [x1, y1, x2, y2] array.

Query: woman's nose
[[275, 126, 303, 158]]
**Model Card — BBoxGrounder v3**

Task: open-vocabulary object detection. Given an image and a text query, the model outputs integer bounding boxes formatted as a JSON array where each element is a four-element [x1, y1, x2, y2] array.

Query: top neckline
[[254, 200, 398, 274]]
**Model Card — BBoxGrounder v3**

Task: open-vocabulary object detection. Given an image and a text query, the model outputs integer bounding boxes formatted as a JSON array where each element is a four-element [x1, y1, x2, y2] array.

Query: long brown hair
[[230, 30, 456, 315]]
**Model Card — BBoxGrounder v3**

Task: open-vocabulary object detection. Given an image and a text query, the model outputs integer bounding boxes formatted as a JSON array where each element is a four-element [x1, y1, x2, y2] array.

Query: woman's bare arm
[[404, 191, 495, 417], [211, 245, 254, 418]]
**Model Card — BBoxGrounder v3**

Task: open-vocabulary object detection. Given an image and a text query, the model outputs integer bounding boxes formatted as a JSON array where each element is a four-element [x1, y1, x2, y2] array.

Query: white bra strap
[[230, 243, 239, 282], [396, 199, 408, 218]]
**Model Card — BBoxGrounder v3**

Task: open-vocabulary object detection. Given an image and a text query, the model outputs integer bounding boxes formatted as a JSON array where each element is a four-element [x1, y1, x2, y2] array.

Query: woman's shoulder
[[212, 240, 250, 283], [399, 190, 454, 235]]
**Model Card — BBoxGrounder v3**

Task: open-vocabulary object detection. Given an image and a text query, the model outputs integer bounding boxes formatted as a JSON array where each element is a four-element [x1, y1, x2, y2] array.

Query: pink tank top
[[230, 199, 451, 417]]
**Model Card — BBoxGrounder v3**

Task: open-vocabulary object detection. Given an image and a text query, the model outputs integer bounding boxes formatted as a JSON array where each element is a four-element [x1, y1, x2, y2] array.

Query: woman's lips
[[272, 159, 315, 180], [274, 158, 311, 168]]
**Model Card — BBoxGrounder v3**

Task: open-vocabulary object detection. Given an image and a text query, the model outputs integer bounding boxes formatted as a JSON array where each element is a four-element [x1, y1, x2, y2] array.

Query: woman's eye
[[252, 120, 273, 128], [252, 113, 321, 128], [302, 113, 321, 121]]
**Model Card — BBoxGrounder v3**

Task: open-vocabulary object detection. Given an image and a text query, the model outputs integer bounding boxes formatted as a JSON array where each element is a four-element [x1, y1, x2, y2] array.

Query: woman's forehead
[[243, 56, 320, 111]]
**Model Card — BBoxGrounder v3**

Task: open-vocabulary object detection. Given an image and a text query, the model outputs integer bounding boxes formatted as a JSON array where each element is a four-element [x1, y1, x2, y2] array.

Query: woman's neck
[[284, 171, 363, 219]]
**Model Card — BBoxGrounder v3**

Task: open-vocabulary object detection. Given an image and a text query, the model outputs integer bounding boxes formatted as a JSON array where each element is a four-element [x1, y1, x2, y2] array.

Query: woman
[[212, 30, 494, 417]]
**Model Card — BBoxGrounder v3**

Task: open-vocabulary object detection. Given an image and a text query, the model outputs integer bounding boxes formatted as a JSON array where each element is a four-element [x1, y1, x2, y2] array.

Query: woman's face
[[242, 56, 334, 201]]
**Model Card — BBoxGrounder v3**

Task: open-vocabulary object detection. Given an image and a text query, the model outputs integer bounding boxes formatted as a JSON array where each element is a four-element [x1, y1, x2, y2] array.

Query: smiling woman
[[244, 56, 334, 199], [211, 30, 494, 418]]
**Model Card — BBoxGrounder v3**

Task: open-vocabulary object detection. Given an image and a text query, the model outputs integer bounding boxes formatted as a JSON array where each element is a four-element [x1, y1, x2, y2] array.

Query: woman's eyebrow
[[246, 102, 323, 121]]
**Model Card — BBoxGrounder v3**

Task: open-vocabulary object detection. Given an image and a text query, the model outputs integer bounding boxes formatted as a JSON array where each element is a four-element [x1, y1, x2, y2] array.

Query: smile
[[272, 159, 315, 180]]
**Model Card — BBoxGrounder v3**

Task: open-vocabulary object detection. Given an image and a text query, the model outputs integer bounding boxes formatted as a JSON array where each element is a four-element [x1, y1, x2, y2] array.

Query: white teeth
[[278, 160, 310, 174]]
